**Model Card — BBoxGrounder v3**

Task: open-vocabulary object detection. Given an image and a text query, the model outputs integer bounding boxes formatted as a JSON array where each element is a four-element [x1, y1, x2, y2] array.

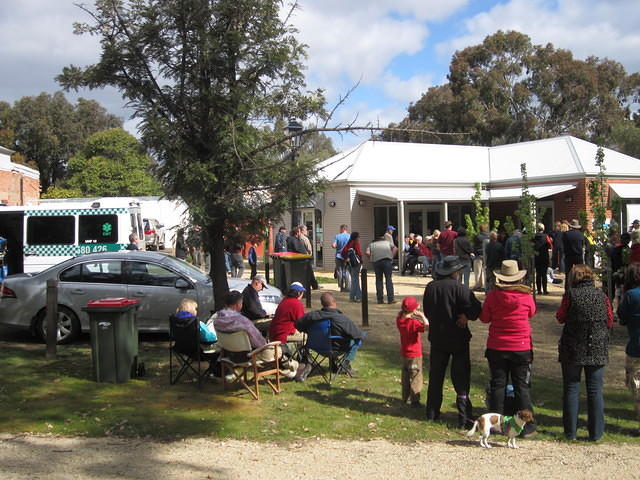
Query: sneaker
[[377, 300, 385, 304], [388, 300, 398, 305], [283, 370, 297, 380]]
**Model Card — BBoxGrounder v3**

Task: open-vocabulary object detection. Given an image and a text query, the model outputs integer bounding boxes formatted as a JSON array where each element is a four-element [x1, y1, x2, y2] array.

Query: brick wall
[[0, 170, 40, 206]]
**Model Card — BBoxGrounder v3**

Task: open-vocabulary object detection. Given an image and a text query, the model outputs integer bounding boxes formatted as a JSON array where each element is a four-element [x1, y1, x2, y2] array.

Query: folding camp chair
[[302, 319, 352, 384], [169, 315, 218, 388], [217, 330, 282, 400]]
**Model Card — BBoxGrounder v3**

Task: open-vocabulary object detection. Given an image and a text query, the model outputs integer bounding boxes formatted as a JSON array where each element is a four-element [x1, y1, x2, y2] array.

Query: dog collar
[[502, 416, 523, 435]]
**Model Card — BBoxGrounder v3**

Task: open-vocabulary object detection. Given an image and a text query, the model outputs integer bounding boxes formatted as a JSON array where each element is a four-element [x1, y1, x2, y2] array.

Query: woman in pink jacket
[[480, 260, 537, 435]]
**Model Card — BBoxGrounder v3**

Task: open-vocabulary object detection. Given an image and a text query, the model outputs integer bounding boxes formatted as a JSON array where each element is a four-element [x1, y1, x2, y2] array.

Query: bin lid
[[270, 252, 311, 259], [86, 298, 140, 308]]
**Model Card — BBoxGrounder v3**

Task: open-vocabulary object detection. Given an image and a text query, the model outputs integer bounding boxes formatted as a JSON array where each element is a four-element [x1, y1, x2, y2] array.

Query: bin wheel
[[36, 306, 80, 345]]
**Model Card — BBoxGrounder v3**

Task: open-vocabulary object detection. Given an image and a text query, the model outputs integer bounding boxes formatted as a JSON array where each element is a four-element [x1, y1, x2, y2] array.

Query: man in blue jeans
[[366, 235, 398, 304], [332, 224, 351, 292]]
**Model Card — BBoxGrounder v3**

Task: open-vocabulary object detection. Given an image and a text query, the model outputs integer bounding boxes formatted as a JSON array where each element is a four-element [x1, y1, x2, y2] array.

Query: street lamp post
[[285, 120, 303, 230]]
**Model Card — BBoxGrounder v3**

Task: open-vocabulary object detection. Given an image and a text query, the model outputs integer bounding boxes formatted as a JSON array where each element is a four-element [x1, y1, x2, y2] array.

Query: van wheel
[[37, 306, 80, 344]]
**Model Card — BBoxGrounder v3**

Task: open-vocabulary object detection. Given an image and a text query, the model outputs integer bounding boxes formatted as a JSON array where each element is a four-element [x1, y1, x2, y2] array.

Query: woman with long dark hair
[[341, 232, 363, 302]]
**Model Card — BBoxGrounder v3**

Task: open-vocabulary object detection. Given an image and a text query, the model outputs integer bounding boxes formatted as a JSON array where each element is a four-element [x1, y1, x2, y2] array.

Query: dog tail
[[466, 421, 479, 437]]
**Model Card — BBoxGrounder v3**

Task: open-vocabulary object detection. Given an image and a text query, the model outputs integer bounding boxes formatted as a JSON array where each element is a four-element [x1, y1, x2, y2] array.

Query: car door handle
[[71, 289, 85, 295], [131, 291, 146, 297]]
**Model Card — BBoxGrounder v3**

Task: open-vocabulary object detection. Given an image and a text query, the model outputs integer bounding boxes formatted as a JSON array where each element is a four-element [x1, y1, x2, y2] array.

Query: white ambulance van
[[0, 198, 145, 274]]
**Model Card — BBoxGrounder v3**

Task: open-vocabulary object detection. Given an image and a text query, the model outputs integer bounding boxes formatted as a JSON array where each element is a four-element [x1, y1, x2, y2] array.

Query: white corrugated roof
[[609, 183, 640, 199], [320, 136, 640, 186], [357, 186, 483, 202], [320, 141, 490, 183], [489, 183, 577, 201]]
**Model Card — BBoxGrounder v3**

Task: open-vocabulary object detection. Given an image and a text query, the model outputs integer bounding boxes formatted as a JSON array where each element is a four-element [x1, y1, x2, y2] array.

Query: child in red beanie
[[396, 296, 429, 407]]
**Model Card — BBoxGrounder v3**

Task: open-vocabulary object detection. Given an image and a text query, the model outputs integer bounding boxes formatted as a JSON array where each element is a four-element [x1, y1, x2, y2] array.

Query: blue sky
[[1, 0, 639, 151]]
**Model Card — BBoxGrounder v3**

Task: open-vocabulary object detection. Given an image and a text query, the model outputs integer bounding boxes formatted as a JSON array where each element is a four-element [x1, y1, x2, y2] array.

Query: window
[[447, 204, 474, 229], [79, 215, 118, 244], [59, 264, 82, 282], [59, 261, 123, 284], [27, 216, 75, 245], [127, 261, 182, 287], [373, 206, 398, 239]]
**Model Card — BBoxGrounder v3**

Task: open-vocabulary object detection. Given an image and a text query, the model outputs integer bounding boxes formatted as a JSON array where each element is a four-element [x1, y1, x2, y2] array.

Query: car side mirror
[[158, 224, 164, 228], [175, 278, 192, 289]]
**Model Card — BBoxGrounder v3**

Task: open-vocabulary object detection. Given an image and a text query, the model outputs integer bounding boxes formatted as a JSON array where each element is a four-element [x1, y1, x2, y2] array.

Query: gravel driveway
[[1, 434, 639, 479]]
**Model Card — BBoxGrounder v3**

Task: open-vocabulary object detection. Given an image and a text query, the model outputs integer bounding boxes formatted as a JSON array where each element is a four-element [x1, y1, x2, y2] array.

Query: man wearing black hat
[[423, 256, 482, 428]]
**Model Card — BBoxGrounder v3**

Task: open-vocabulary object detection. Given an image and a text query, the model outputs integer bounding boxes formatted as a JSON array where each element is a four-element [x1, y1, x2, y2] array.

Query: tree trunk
[[205, 220, 229, 311]]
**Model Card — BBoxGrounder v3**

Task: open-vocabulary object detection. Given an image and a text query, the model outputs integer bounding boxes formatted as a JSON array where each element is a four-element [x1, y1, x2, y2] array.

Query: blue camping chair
[[303, 319, 353, 384]]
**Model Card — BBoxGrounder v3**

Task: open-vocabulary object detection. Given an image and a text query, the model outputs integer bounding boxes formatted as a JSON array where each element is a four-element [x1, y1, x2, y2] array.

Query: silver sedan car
[[0, 251, 282, 343]]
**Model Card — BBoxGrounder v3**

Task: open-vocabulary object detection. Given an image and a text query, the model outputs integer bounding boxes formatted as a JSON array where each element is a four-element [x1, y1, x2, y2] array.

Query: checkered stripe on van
[[24, 208, 128, 216], [23, 244, 128, 256]]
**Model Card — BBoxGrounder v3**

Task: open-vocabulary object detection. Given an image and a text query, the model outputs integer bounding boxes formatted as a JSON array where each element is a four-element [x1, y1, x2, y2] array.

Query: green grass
[[1, 338, 639, 443]]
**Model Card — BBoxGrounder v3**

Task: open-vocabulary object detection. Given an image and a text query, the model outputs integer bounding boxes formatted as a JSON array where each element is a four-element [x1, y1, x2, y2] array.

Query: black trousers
[[426, 345, 473, 427], [535, 261, 548, 294], [564, 255, 582, 288], [485, 349, 534, 416]]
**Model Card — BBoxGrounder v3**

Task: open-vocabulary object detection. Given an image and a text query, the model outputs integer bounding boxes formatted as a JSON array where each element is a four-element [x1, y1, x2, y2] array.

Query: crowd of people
[[170, 218, 640, 442]]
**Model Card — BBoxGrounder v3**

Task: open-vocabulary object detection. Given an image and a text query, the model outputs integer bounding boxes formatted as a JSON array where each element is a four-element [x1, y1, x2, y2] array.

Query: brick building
[[300, 136, 640, 270], [0, 146, 40, 206]]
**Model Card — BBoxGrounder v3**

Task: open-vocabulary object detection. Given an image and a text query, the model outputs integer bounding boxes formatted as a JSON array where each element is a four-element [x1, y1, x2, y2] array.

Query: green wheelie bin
[[83, 298, 140, 383]]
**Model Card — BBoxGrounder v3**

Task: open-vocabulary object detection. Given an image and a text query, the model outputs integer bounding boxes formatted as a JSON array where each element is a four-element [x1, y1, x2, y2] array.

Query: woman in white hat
[[480, 259, 537, 436]]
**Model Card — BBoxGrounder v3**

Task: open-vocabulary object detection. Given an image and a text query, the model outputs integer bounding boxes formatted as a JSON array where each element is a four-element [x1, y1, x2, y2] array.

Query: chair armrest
[[248, 341, 281, 357]]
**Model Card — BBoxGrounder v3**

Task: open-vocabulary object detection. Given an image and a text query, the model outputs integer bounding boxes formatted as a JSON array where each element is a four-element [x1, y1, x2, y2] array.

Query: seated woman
[[175, 298, 217, 344], [557, 264, 613, 441], [479, 260, 537, 436]]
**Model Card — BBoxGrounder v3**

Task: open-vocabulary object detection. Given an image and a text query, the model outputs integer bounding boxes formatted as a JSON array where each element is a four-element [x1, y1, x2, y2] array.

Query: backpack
[[347, 247, 361, 265]]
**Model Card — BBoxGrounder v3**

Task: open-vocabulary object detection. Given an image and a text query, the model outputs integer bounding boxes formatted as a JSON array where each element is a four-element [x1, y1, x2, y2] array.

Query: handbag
[[347, 247, 361, 266]]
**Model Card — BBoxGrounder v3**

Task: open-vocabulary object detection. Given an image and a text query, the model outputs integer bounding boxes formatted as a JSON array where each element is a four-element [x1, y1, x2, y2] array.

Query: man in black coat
[[423, 256, 482, 428], [562, 219, 585, 283], [241, 274, 268, 321], [296, 291, 365, 375]]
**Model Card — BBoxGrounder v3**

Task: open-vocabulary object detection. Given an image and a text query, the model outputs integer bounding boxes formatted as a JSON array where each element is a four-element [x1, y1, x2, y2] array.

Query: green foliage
[[53, 129, 162, 197], [492, 219, 501, 232], [57, 0, 327, 306], [504, 215, 515, 237], [41, 186, 84, 199], [515, 163, 537, 285], [470, 182, 490, 235], [384, 30, 638, 147], [578, 210, 588, 231], [588, 146, 612, 294], [6, 92, 122, 192], [610, 119, 640, 158]]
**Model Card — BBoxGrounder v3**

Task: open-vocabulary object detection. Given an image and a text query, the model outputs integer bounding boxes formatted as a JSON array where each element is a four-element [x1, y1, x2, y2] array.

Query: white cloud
[[294, 0, 469, 22], [436, 0, 640, 73], [380, 72, 433, 104], [294, 6, 428, 87]]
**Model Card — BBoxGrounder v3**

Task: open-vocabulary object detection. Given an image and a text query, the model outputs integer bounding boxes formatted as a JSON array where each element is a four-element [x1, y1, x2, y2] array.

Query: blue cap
[[386, 225, 396, 231], [289, 282, 306, 292]]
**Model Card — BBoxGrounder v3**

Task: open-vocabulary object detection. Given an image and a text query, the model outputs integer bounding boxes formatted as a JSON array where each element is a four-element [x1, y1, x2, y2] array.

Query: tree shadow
[[0, 435, 230, 479]]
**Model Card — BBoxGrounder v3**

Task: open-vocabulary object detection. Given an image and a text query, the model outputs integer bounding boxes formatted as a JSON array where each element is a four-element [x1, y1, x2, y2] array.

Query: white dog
[[466, 409, 534, 448]]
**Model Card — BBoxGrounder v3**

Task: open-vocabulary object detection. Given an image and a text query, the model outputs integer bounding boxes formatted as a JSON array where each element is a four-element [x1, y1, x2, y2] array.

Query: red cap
[[401, 297, 419, 313]]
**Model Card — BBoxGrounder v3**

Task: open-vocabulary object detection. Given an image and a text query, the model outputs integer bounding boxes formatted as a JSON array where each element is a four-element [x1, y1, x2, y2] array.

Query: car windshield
[[162, 256, 210, 283]]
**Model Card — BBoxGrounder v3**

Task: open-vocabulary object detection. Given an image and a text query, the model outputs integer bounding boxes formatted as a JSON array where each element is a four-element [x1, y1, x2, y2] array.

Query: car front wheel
[[37, 306, 80, 344]]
